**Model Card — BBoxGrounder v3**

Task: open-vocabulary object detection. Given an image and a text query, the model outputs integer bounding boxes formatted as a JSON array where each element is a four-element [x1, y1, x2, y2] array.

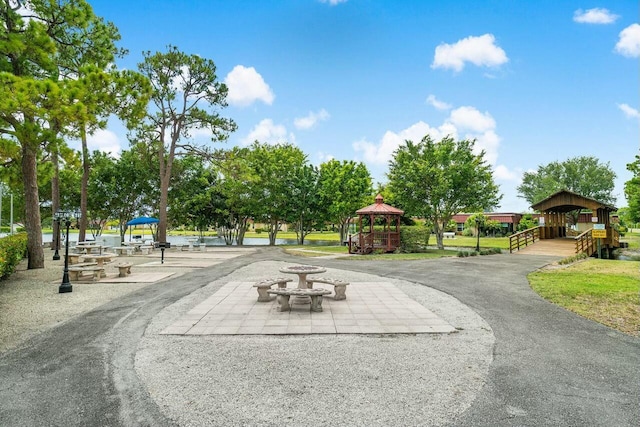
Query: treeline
[[52, 142, 373, 246]]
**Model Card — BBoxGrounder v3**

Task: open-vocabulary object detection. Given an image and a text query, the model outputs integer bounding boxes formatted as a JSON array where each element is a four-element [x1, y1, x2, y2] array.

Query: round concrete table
[[279, 265, 326, 304]]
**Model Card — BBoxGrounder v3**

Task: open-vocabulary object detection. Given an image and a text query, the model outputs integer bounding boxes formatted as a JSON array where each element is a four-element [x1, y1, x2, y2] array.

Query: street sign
[[592, 229, 607, 238], [593, 224, 605, 230]]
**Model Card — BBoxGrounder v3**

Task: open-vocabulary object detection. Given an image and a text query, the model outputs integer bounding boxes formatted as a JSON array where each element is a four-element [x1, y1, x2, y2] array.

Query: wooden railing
[[349, 232, 400, 254], [509, 226, 540, 253], [575, 229, 595, 256]]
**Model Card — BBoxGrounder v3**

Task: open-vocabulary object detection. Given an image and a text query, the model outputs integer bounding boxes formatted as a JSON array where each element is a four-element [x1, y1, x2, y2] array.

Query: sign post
[[592, 224, 607, 258]]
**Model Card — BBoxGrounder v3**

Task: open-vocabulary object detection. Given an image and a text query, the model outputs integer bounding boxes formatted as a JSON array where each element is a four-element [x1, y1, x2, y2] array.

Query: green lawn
[[529, 259, 640, 336], [621, 232, 639, 250]]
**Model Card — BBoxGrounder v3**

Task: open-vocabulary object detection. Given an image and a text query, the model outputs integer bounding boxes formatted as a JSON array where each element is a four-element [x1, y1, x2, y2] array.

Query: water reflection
[[42, 232, 338, 247]]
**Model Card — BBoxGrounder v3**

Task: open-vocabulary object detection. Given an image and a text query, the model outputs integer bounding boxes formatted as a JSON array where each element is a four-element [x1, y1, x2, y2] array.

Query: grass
[[621, 232, 639, 250], [284, 245, 460, 260], [529, 259, 640, 336]]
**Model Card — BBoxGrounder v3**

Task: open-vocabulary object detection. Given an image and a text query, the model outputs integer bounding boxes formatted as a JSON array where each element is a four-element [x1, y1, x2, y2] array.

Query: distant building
[[451, 213, 523, 234]]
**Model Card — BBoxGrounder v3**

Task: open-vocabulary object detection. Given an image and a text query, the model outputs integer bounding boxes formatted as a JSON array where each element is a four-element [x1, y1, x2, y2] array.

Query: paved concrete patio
[[161, 280, 455, 335]]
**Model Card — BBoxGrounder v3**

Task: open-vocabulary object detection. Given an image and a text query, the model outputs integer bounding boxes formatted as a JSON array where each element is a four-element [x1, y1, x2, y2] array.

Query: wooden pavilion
[[348, 195, 404, 254], [510, 189, 620, 257]]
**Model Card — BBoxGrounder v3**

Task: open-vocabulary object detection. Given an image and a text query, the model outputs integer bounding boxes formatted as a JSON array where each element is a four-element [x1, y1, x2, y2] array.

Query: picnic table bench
[[253, 278, 293, 302], [116, 262, 133, 277], [443, 232, 456, 239], [306, 278, 350, 300], [68, 265, 105, 282], [66, 254, 83, 265], [267, 288, 331, 312], [112, 246, 134, 256]]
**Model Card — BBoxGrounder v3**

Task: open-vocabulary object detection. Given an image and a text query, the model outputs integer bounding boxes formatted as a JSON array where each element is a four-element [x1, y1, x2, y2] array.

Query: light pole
[[475, 217, 481, 252], [52, 215, 61, 261], [54, 210, 79, 293]]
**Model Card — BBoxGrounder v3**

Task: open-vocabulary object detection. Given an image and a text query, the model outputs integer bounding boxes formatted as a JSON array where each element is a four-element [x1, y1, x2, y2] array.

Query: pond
[[41, 232, 338, 247]]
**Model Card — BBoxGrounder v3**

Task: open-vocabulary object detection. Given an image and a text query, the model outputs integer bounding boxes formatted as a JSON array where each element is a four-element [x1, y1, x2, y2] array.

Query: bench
[[68, 266, 105, 282], [116, 262, 132, 277], [112, 246, 134, 256], [267, 288, 331, 312], [66, 254, 82, 265], [253, 278, 293, 302], [306, 278, 350, 300], [138, 245, 153, 255], [443, 232, 455, 239]]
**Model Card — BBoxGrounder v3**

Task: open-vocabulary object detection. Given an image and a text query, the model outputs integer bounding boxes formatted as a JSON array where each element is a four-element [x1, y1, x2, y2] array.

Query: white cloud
[[615, 24, 640, 58], [241, 119, 295, 146], [294, 109, 330, 130], [432, 34, 508, 72], [319, 0, 347, 5], [493, 165, 520, 182], [618, 103, 640, 119], [87, 129, 122, 156], [426, 94, 451, 111], [448, 106, 496, 133], [352, 121, 457, 165], [573, 8, 619, 24], [353, 105, 501, 167], [225, 65, 275, 107], [316, 152, 335, 163]]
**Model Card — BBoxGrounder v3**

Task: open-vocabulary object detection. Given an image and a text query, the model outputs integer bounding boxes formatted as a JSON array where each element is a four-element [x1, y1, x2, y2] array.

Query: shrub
[[457, 251, 471, 257], [479, 247, 502, 255], [0, 233, 28, 280], [558, 252, 589, 265], [399, 226, 430, 253], [255, 228, 264, 234]]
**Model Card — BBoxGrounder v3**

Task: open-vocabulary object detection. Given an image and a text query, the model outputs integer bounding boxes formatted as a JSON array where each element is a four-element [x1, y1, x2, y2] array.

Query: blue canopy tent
[[126, 216, 159, 241]]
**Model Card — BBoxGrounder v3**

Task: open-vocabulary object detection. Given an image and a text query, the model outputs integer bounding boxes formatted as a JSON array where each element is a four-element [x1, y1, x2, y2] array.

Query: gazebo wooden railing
[[509, 226, 540, 253]]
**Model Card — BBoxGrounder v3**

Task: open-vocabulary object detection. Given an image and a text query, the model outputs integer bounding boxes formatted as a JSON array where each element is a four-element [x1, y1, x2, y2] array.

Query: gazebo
[[348, 194, 404, 254]]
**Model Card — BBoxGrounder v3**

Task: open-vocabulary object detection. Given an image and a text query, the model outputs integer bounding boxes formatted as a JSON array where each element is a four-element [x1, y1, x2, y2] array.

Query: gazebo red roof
[[356, 194, 404, 215]]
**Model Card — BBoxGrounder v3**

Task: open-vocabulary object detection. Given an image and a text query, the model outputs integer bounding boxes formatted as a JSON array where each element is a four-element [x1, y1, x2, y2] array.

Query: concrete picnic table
[[278, 265, 327, 304], [81, 253, 115, 267]]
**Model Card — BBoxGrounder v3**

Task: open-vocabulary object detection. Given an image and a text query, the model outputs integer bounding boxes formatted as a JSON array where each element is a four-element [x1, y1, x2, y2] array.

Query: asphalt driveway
[[0, 248, 637, 426]]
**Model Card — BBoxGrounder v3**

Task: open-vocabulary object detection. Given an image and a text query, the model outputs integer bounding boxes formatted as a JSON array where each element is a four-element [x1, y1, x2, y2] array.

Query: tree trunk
[[434, 222, 444, 250], [78, 126, 89, 242], [158, 169, 169, 242], [22, 144, 44, 269], [51, 146, 60, 251], [236, 217, 248, 245]]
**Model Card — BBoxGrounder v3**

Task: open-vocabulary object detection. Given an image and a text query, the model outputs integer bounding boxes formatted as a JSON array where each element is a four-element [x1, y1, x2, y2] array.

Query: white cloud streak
[[615, 23, 640, 58], [573, 8, 619, 24], [618, 103, 640, 119], [432, 34, 508, 72], [87, 129, 122, 156], [352, 106, 501, 166], [426, 94, 451, 111], [225, 65, 275, 107], [294, 109, 330, 130], [319, 0, 347, 5], [241, 119, 295, 146]]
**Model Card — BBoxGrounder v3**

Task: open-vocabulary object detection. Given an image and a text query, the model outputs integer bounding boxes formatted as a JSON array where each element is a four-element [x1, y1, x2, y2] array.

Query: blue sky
[[82, 0, 638, 212]]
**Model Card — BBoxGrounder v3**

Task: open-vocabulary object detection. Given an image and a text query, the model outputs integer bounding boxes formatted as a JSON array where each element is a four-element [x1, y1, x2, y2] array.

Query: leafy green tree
[[464, 213, 488, 236], [134, 46, 236, 243], [169, 155, 224, 238], [388, 136, 501, 250], [215, 147, 255, 245], [289, 164, 324, 245], [88, 149, 157, 243], [246, 142, 307, 245], [517, 156, 616, 224], [624, 154, 640, 225], [318, 159, 373, 244], [517, 214, 538, 232], [0, 0, 148, 268]]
